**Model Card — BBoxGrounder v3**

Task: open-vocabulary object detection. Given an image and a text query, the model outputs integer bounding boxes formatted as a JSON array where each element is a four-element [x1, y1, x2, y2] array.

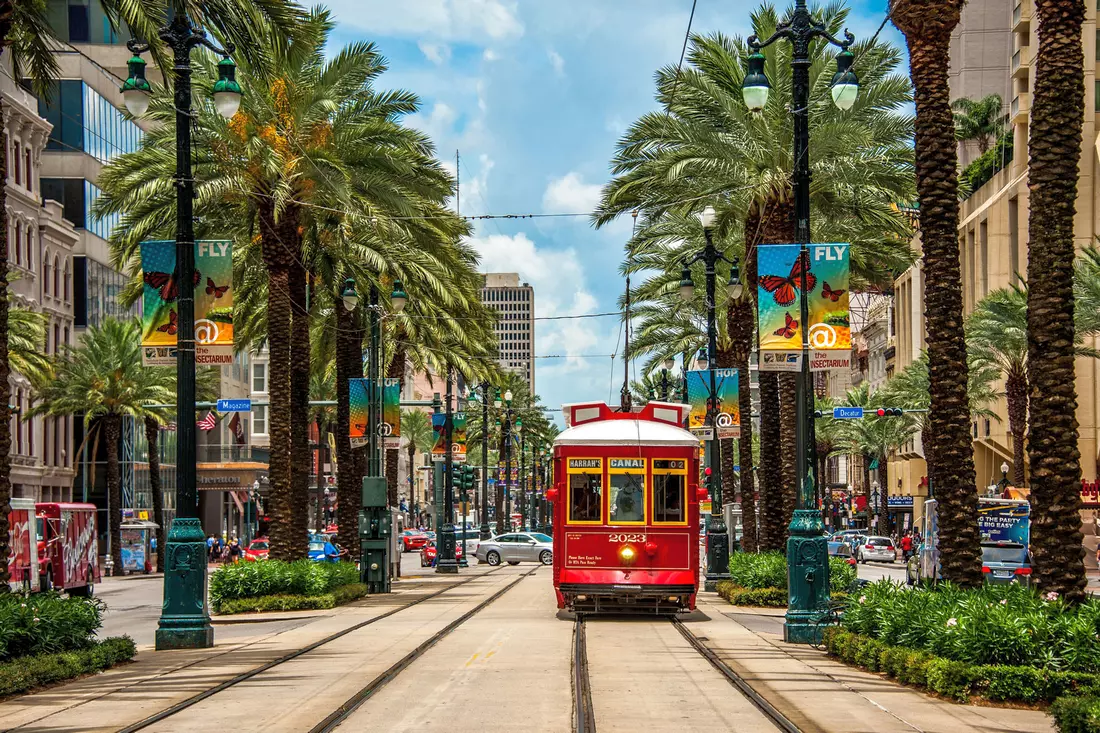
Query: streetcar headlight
[[619, 545, 637, 565]]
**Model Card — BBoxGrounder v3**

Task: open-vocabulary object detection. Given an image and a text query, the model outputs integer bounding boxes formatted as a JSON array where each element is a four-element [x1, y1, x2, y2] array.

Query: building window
[[53, 255, 59, 295], [63, 326, 69, 348], [68, 1, 90, 42], [1096, 81, 1100, 112], [252, 362, 267, 393], [14, 226, 21, 267], [53, 324, 60, 356], [24, 226, 32, 271], [12, 144, 19, 186], [252, 405, 268, 435], [1008, 197, 1019, 285], [15, 393, 22, 454], [24, 148, 31, 192], [41, 178, 85, 228], [43, 254, 51, 296], [63, 263, 70, 302]]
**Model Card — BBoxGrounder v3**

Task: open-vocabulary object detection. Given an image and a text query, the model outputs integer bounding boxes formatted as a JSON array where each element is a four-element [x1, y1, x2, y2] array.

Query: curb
[[211, 613, 329, 625]]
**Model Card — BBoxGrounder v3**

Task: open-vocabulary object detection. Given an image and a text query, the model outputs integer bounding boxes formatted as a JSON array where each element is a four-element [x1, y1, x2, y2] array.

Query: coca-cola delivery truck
[[6, 502, 99, 595]]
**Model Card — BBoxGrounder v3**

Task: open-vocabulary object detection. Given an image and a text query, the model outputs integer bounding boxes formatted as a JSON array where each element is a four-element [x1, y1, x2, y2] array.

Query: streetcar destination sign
[[610, 458, 644, 469], [832, 406, 864, 419], [569, 458, 601, 469]]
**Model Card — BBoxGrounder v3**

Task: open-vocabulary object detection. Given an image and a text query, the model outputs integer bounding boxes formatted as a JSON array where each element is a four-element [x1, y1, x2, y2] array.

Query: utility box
[[359, 476, 391, 593]]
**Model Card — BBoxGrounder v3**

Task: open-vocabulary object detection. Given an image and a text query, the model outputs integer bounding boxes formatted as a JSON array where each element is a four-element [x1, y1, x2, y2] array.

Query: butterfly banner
[[348, 378, 401, 448], [140, 240, 234, 366], [431, 412, 447, 461], [757, 243, 851, 372], [452, 412, 467, 464], [685, 369, 740, 439]]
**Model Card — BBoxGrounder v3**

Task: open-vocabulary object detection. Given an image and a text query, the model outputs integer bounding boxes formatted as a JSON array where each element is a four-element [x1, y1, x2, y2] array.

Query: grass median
[[714, 551, 857, 607], [210, 559, 366, 615]]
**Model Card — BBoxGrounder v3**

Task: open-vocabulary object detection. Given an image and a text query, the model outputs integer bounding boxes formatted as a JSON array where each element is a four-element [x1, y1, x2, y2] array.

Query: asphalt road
[[96, 550, 434, 647], [857, 559, 908, 584]]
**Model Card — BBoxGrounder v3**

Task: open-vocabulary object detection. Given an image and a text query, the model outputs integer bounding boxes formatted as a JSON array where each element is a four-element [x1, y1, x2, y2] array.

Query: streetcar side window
[[609, 458, 646, 525], [567, 458, 603, 524], [653, 459, 687, 524]]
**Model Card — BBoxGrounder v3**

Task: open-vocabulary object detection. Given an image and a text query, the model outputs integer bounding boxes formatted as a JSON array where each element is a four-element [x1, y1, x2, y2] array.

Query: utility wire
[[665, 0, 700, 111]]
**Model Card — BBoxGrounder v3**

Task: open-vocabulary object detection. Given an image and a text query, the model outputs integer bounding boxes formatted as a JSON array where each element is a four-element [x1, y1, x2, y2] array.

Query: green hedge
[[216, 583, 368, 615], [0, 593, 105, 661], [843, 580, 1100, 671], [1052, 696, 1100, 733], [727, 551, 858, 595], [960, 132, 1014, 198], [715, 581, 786, 607], [0, 636, 135, 698], [824, 627, 1100, 704], [210, 560, 360, 612]]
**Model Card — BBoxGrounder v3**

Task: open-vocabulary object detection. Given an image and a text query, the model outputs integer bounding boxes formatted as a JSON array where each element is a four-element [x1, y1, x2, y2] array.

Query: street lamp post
[[680, 206, 740, 591], [659, 357, 675, 401], [437, 366, 459, 573], [501, 390, 515, 532], [519, 426, 527, 530], [123, 15, 242, 651], [742, 0, 858, 644], [998, 461, 1010, 496], [471, 383, 492, 540]]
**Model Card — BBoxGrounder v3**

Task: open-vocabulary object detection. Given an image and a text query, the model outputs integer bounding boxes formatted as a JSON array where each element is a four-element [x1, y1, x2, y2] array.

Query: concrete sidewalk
[[693, 595, 1054, 733]]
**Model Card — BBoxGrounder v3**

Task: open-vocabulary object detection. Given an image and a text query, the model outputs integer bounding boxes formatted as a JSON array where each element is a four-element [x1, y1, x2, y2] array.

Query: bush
[[727, 551, 859, 595], [209, 560, 360, 612], [926, 658, 977, 701], [0, 593, 104, 661], [0, 636, 135, 698], [841, 579, 1100, 672], [714, 582, 787, 607], [1052, 696, 1100, 733], [960, 132, 1014, 198], [216, 583, 368, 615]]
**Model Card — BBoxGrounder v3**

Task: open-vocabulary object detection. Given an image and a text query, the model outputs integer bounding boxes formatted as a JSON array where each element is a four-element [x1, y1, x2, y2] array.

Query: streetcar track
[[309, 567, 538, 733], [670, 617, 802, 733], [571, 616, 596, 733], [115, 567, 506, 733]]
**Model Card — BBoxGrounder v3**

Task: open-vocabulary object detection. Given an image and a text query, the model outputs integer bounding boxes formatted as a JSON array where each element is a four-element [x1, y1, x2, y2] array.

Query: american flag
[[197, 411, 217, 431]]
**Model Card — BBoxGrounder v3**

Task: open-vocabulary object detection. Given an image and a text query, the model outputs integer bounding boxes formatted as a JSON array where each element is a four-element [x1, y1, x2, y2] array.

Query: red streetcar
[[548, 401, 703, 614]]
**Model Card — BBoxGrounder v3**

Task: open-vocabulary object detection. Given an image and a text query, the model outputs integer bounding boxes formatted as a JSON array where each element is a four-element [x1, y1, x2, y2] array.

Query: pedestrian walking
[[227, 538, 242, 563], [206, 535, 216, 561], [900, 533, 913, 560]]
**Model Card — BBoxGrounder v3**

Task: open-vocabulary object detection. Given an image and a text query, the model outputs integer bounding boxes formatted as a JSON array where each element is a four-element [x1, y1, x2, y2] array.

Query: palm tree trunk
[[315, 416, 325, 530], [104, 415, 123, 576], [894, 0, 983, 588], [779, 373, 798, 534], [1006, 366, 1028, 487], [335, 303, 361, 560], [265, 266, 295, 561], [289, 261, 311, 543], [715, 345, 736, 527], [729, 225, 758, 552], [758, 371, 783, 551], [1026, 0, 1088, 603], [145, 417, 165, 571], [408, 444, 417, 519], [385, 343, 406, 509], [0, 105, 11, 591]]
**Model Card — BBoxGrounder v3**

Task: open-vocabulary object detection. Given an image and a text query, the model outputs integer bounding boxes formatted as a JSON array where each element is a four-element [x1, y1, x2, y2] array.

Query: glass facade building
[[72, 255, 136, 327], [41, 178, 120, 241], [46, 0, 126, 44], [37, 80, 143, 163]]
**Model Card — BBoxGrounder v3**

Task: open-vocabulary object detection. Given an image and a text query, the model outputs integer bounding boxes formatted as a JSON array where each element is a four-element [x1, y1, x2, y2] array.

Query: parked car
[[828, 533, 854, 556], [243, 538, 269, 562], [856, 536, 896, 563], [399, 529, 429, 552], [981, 542, 1032, 586], [475, 532, 553, 566], [420, 540, 464, 567]]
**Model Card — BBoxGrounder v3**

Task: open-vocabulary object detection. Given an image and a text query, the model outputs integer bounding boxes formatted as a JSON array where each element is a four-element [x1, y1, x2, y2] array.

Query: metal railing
[[196, 445, 270, 463]]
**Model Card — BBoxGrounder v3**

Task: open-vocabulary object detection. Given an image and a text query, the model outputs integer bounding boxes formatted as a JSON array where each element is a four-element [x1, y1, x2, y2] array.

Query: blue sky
[[325, 0, 899, 423]]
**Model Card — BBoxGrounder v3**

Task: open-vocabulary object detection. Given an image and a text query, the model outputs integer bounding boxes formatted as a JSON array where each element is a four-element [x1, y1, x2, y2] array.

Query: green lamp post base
[[704, 512, 731, 592], [155, 517, 213, 650], [783, 509, 829, 645]]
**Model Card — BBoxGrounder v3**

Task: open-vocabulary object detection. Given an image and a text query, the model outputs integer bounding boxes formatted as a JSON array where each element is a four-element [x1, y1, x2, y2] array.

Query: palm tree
[[97, 9, 465, 560], [8, 299, 49, 388], [951, 94, 1007, 153], [892, 0, 982, 587], [967, 263, 1100, 488], [1025, 0, 1089, 603], [29, 319, 175, 575], [401, 409, 434, 517]]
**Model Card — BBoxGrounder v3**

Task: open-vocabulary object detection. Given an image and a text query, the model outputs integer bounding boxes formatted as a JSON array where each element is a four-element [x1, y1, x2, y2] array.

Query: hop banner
[[348, 378, 400, 448], [431, 413, 447, 461], [140, 240, 234, 366], [757, 243, 851, 372], [686, 369, 740, 439]]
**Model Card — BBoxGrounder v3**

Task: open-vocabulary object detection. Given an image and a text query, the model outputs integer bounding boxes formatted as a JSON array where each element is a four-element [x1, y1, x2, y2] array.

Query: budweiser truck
[[6, 497, 40, 592], [36, 503, 99, 595]]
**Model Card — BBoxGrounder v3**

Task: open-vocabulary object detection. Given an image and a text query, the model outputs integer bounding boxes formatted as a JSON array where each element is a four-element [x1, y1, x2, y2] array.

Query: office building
[[481, 273, 535, 391]]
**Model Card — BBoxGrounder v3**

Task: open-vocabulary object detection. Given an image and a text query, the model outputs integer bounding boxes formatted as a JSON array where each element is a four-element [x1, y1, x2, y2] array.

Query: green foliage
[[217, 584, 368, 615], [1052, 696, 1100, 733], [726, 551, 858, 595], [843, 580, 1100, 672], [0, 636, 135, 698], [209, 560, 360, 611], [960, 132, 1013, 198], [714, 581, 786, 607], [0, 593, 104, 661]]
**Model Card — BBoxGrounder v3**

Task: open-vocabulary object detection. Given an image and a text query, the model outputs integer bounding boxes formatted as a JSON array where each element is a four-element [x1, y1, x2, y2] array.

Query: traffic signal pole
[[437, 366, 459, 573]]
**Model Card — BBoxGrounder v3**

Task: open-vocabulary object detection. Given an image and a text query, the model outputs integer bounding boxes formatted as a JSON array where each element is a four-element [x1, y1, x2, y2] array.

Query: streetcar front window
[[569, 472, 602, 523], [609, 471, 645, 524], [653, 471, 685, 523]]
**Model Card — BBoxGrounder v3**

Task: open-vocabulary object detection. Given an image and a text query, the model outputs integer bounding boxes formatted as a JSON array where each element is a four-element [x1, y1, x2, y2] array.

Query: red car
[[420, 541, 463, 567], [243, 538, 269, 562], [400, 530, 430, 552]]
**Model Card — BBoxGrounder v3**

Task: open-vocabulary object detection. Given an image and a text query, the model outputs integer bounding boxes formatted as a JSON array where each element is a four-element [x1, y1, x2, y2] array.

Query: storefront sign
[[887, 496, 914, 508]]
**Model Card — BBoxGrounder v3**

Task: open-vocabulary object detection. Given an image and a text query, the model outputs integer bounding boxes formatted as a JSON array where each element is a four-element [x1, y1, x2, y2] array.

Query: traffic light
[[876, 407, 904, 417]]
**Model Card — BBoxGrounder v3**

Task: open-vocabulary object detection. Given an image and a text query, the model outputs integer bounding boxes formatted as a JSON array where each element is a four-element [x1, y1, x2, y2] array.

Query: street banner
[[349, 379, 369, 447], [432, 413, 447, 461], [349, 378, 400, 448], [686, 369, 740, 439], [452, 412, 467, 464], [757, 243, 851, 372], [140, 240, 234, 366]]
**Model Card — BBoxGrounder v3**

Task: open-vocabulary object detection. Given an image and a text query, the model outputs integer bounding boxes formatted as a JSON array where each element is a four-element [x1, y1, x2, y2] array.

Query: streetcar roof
[[554, 401, 698, 447]]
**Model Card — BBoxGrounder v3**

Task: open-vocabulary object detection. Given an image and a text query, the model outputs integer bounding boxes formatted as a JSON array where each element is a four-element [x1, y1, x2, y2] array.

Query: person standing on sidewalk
[[900, 532, 913, 560]]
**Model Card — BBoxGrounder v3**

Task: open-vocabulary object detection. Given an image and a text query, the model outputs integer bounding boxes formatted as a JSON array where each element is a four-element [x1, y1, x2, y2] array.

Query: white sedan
[[476, 532, 553, 566], [856, 536, 897, 563]]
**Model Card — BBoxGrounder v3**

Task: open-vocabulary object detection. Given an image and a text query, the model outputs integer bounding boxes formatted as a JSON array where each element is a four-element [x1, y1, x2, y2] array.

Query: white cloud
[[416, 101, 458, 141], [417, 41, 451, 65], [542, 171, 603, 214], [483, 48, 499, 61], [328, 0, 523, 42], [548, 49, 565, 76]]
